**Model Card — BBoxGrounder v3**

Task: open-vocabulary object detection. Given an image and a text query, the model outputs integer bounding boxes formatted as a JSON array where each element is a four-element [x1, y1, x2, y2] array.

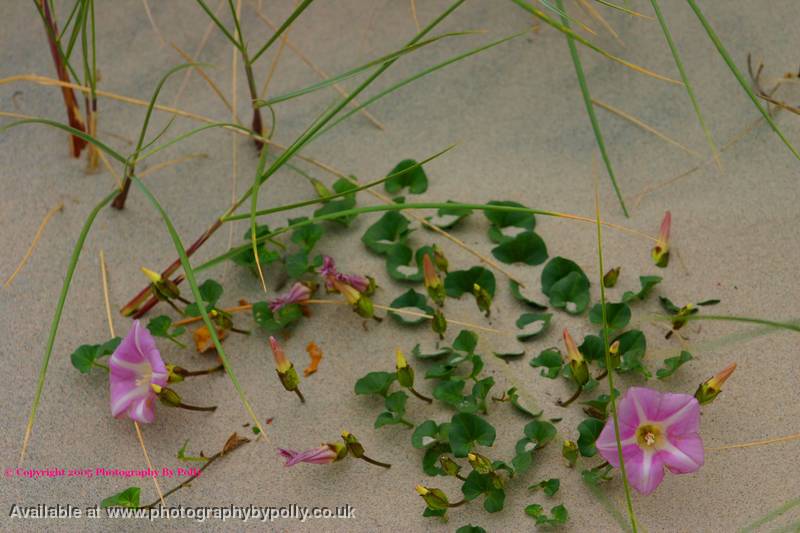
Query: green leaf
[[289, 217, 324, 251], [252, 302, 303, 333], [579, 334, 605, 362], [375, 411, 404, 428], [388, 289, 434, 325], [422, 443, 451, 476], [581, 389, 619, 420], [614, 330, 649, 378], [453, 329, 479, 353], [385, 159, 428, 194], [523, 420, 557, 449], [621, 275, 662, 303], [285, 250, 320, 279], [425, 201, 473, 229], [515, 312, 553, 341], [361, 211, 412, 254], [509, 280, 548, 310], [434, 380, 466, 405], [411, 344, 452, 360], [491, 231, 548, 265], [411, 420, 441, 448], [385, 244, 435, 282], [448, 413, 496, 457], [461, 471, 506, 513], [525, 503, 569, 525], [529, 478, 561, 497], [177, 439, 209, 463], [385, 390, 408, 414], [456, 526, 486, 533], [513, 437, 537, 473], [484, 200, 535, 243], [504, 387, 542, 418], [70, 337, 121, 374], [100, 487, 140, 508], [313, 177, 358, 226], [146, 315, 172, 337], [589, 302, 631, 331], [659, 296, 681, 314], [354, 371, 397, 397], [656, 350, 693, 379], [185, 279, 224, 316], [577, 418, 605, 457], [445, 267, 496, 298], [529, 348, 563, 379], [542, 257, 590, 314]]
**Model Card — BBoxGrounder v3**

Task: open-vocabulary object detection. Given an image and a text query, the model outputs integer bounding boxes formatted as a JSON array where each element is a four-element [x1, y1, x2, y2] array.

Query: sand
[[2, 0, 800, 531]]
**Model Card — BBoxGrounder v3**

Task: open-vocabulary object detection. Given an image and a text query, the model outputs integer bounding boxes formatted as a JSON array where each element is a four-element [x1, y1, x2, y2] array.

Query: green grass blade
[[130, 176, 264, 434], [511, 0, 680, 84], [137, 122, 252, 161], [555, 0, 628, 217], [19, 189, 118, 464], [313, 31, 524, 140], [739, 496, 800, 532], [681, 314, 800, 334], [0, 118, 127, 163], [685, 0, 800, 162], [195, 0, 242, 51], [250, 0, 314, 64], [594, 0, 651, 19], [593, 186, 638, 532], [649, 0, 720, 169], [258, 32, 477, 106]]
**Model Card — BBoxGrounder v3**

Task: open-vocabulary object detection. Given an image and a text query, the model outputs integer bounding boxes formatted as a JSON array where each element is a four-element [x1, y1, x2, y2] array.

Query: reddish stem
[[39, 0, 87, 157]]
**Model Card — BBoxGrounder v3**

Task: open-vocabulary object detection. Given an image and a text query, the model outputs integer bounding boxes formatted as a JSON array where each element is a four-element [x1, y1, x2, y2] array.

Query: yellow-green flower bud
[[472, 283, 492, 317], [152, 384, 182, 408], [603, 266, 620, 288], [341, 431, 364, 458], [562, 439, 579, 468], [439, 455, 461, 477], [467, 452, 494, 475], [423, 254, 445, 307], [695, 362, 736, 405], [563, 329, 589, 387], [166, 364, 186, 384], [395, 349, 415, 388], [415, 485, 449, 511], [432, 244, 448, 273]]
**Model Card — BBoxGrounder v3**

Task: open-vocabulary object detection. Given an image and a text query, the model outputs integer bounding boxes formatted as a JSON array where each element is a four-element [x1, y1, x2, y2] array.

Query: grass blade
[[313, 31, 524, 140], [649, 0, 720, 169], [195, 0, 241, 51], [130, 176, 264, 434], [18, 189, 117, 465], [685, 0, 800, 162], [250, 0, 314, 64], [593, 182, 638, 532], [511, 0, 680, 84], [555, 0, 628, 217]]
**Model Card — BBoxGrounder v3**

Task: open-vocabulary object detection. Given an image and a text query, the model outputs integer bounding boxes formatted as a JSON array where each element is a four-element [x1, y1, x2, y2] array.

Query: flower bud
[[415, 485, 449, 511], [439, 455, 461, 477], [329, 441, 348, 462], [695, 362, 736, 405], [472, 283, 492, 317], [562, 439, 579, 468], [152, 384, 182, 408], [332, 279, 361, 306], [671, 304, 695, 331], [341, 431, 364, 458], [310, 177, 332, 199], [270, 336, 301, 394], [364, 276, 378, 297], [141, 267, 162, 284], [355, 294, 376, 320], [431, 308, 447, 339], [423, 254, 445, 307], [166, 364, 186, 383], [395, 349, 415, 388], [142, 266, 181, 301], [603, 266, 620, 288], [608, 340, 621, 370], [651, 211, 671, 268], [467, 452, 494, 475], [432, 244, 449, 273], [563, 329, 589, 387]]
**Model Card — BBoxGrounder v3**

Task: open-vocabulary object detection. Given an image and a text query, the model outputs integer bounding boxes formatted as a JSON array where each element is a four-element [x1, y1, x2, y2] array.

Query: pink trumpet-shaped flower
[[278, 445, 340, 466], [596, 387, 704, 495], [109, 320, 169, 423], [268, 282, 311, 312], [319, 255, 369, 293]]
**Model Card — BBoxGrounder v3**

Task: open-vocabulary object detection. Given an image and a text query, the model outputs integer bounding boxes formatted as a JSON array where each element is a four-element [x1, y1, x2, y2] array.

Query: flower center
[[135, 362, 153, 388], [636, 423, 663, 448]]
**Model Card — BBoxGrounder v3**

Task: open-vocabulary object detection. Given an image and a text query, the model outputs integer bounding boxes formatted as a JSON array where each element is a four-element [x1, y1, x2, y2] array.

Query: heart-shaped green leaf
[[388, 289, 434, 325], [491, 231, 548, 265], [445, 267, 496, 298], [515, 312, 553, 341], [385, 159, 428, 195], [362, 211, 412, 254]]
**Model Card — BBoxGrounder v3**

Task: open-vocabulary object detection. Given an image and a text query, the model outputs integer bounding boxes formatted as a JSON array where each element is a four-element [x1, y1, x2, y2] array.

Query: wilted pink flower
[[109, 320, 168, 423], [319, 255, 368, 293], [596, 387, 703, 495], [651, 211, 671, 267], [278, 444, 341, 466], [269, 282, 311, 312]]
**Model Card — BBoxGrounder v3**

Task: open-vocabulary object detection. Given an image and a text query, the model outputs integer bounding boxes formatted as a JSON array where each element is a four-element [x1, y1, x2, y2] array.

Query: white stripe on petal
[[660, 400, 695, 430], [659, 440, 699, 470], [111, 385, 149, 416]]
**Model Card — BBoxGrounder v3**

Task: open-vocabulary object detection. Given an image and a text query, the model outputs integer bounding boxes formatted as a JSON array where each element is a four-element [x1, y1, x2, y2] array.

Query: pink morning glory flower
[[596, 387, 704, 495], [319, 255, 369, 293], [268, 282, 311, 312], [278, 444, 342, 466], [109, 320, 169, 423]]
